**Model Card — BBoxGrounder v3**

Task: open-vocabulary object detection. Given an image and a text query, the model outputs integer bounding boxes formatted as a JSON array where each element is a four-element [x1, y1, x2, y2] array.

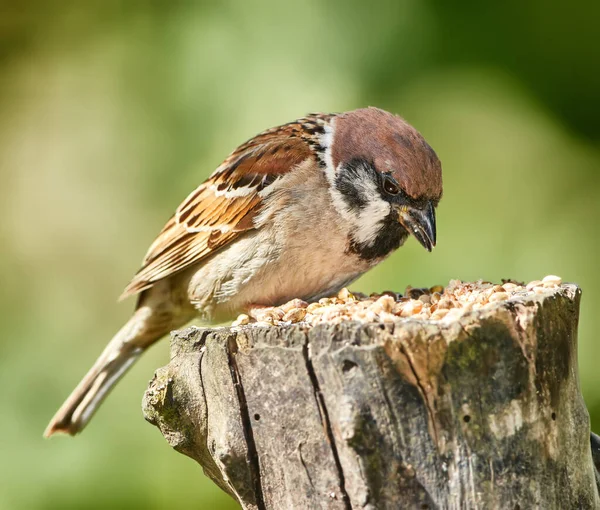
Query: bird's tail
[[44, 310, 156, 437]]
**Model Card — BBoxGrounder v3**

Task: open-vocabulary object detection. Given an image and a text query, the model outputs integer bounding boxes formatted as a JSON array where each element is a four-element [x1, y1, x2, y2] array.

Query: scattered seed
[[392, 302, 405, 315], [406, 287, 427, 299], [430, 292, 442, 304], [542, 275, 562, 288], [310, 305, 336, 316], [280, 298, 308, 312], [372, 295, 395, 313], [283, 308, 307, 323], [444, 309, 465, 321], [379, 312, 397, 323], [364, 310, 379, 322], [543, 275, 562, 285], [430, 309, 449, 320], [400, 300, 423, 317], [337, 288, 353, 300], [526, 280, 543, 291], [230, 276, 564, 327], [419, 294, 432, 305], [232, 314, 250, 326], [412, 312, 431, 321], [306, 302, 322, 313], [489, 292, 510, 303], [437, 298, 455, 310], [461, 302, 475, 313]]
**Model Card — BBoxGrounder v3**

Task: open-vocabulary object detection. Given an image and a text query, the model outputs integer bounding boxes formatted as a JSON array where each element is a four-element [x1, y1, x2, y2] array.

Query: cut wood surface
[[143, 283, 600, 509]]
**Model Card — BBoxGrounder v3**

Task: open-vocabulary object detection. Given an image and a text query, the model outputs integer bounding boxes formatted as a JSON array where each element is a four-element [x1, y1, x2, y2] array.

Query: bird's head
[[326, 107, 442, 260]]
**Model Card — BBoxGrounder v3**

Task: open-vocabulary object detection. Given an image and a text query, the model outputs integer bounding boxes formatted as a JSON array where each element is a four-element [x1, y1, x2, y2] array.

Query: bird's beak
[[396, 202, 437, 252]]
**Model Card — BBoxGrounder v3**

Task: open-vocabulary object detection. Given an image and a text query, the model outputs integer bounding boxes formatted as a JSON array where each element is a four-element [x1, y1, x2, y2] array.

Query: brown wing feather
[[119, 114, 331, 300]]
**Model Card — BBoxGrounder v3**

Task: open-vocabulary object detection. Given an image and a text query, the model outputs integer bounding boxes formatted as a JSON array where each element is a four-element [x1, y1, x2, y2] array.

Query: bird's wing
[[120, 114, 332, 299]]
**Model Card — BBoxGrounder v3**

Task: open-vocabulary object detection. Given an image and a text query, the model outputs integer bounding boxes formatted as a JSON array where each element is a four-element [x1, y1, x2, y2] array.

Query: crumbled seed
[[437, 298, 455, 310], [232, 314, 250, 326], [489, 292, 510, 302], [461, 302, 475, 313], [413, 311, 431, 321], [364, 310, 379, 322], [231, 277, 563, 327], [392, 302, 405, 315], [372, 295, 395, 314], [444, 308, 465, 321], [280, 298, 308, 312], [419, 294, 432, 305], [253, 308, 284, 322], [310, 305, 337, 316], [283, 307, 307, 323], [406, 287, 427, 299], [543, 275, 562, 285], [379, 312, 398, 323], [322, 309, 342, 322], [430, 292, 442, 304], [306, 302, 322, 313], [337, 288, 354, 300], [430, 309, 449, 320], [475, 291, 490, 305], [400, 300, 423, 317], [542, 275, 562, 288], [526, 280, 543, 291]]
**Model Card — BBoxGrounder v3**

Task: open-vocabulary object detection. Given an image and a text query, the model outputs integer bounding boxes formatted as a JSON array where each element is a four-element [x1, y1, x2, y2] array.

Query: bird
[[44, 106, 443, 437]]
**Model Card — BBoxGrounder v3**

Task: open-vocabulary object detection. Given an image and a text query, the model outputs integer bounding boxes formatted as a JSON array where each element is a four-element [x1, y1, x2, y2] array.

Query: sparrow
[[45, 107, 442, 437]]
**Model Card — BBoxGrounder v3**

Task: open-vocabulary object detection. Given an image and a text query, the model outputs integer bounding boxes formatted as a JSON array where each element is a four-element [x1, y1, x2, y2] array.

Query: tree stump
[[142, 284, 600, 509]]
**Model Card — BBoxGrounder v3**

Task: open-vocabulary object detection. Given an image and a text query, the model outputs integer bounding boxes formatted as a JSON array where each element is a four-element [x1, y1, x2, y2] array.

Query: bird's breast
[[186, 166, 377, 321]]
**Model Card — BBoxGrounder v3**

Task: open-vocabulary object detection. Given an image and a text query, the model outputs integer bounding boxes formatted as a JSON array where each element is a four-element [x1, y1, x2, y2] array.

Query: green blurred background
[[1, 1, 599, 508]]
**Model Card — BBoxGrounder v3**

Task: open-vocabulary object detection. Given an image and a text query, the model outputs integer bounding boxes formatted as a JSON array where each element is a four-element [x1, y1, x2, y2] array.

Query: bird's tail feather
[[44, 315, 148, 437]]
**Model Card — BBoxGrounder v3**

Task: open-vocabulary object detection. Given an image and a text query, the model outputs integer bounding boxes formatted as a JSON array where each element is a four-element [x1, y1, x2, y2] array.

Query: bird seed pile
[[232, 275, 563, 328]]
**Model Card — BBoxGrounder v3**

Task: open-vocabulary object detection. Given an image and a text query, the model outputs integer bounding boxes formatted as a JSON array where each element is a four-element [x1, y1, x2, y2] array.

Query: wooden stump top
[[143, 284, 599, 509]]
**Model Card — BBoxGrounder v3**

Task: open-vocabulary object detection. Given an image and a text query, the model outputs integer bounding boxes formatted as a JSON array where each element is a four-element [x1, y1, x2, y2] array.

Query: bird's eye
[[382, 176, 400, 196]]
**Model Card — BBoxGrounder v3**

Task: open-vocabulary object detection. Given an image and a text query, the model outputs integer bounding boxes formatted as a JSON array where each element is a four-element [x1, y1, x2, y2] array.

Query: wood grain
[[143, 284, 600, 509]]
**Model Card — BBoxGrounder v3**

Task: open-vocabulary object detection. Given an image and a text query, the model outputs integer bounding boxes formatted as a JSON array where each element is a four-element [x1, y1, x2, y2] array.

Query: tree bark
[[143, 284, 600, 509]]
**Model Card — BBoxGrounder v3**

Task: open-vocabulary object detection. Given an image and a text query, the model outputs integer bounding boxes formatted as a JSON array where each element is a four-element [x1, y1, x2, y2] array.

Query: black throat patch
[[348, 213, 408, 261]]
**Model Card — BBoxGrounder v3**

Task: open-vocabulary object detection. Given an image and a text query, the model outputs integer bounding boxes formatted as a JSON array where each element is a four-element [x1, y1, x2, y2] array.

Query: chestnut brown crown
[[331, 107, 443, 202]]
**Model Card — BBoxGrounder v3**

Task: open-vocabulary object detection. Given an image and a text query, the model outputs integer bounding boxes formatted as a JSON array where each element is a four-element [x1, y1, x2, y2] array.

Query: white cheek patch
[[328, 165, 391, 247], [350, 178, 391, 246]]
